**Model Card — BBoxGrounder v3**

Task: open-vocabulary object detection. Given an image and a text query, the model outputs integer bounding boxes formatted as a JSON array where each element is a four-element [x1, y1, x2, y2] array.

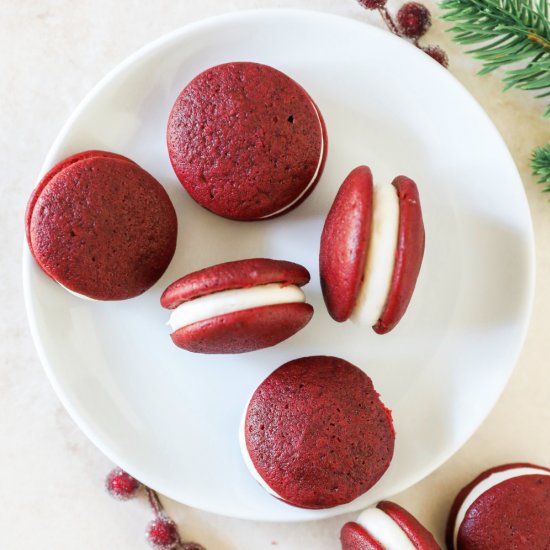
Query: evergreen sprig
[[441, 0, 550, 197], [441, 0, 550, 112], [531, 143, 550, 192]]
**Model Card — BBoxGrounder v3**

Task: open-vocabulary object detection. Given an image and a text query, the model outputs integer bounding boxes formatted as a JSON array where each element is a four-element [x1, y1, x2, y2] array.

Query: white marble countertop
[[2, 1, 549, 548]]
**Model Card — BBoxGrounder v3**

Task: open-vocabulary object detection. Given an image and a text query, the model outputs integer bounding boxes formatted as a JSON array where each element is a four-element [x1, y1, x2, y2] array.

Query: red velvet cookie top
[[446, 463, 550, 550], [377, 501, 441, 549], [340, 521, 385, 550], [167, 62, 325, 220], [320, 166, 373, 322], [161, 258, 310, 309], [28, 154, 177, 300], [169, 303, 313, 355], [374, 175, 425, 334], [244, 356, 394, 509], [25, 150, 137, 256]]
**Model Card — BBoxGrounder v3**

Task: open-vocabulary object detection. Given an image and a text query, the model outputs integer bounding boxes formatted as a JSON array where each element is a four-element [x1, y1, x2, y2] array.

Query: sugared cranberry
[[397, 2, 431, 39], [106, 468, 142, 500], [422, 45, 449, 67], [357, 0, 388, 10], [146, 516, 180, 550]]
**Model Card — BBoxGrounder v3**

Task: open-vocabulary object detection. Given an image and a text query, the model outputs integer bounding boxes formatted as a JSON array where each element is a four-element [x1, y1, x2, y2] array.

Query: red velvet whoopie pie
[[341, 500, 441, 549], [26, 150, 177, 300], [167, 62, 327, 221], [446, 462, 550, 550], [161, 258, 313, 354], [241, 356, 394, 509], [320, 165, 425, 334]]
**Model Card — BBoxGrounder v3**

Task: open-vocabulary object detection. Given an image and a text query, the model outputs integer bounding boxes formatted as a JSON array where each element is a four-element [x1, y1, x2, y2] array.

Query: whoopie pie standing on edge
[[241, 356, 394, 508], [26, 150, 177, 300], [320, 165, 425, 333], [341, 500, 441, 550], [167, 61, 327, 221]]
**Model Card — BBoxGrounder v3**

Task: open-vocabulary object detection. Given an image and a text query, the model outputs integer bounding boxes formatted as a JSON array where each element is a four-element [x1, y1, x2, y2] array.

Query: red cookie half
[[340, 521, 385, 550], [319, 166, 373, 322], [446, 463, 550, 550], [242, 356, 394, 508], [374, 175, 425, 334], [25, 150, 137, 257], [26, 151, 177, 300], [341, 501, 440, 550], [320, 167, 424, 333], [161, 259, 313, 354], [167, 62, 327, 221]]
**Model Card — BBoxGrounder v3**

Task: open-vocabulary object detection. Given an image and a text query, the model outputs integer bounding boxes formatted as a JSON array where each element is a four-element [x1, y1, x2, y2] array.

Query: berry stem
[[106, 467, 205, 549], [146, 486, 164, 518], [378, 7, 400, 36]]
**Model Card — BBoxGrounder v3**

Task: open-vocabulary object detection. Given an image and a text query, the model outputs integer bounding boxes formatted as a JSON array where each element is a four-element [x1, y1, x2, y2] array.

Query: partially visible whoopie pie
[[161, 259, 313, 354], [341, 500, 441, 550], [167, 62, 327, 221], [320, 166, 425, 334], [241, 356, 394, 508], [26, 150, 177, 300], [446, 462, 550, 550]]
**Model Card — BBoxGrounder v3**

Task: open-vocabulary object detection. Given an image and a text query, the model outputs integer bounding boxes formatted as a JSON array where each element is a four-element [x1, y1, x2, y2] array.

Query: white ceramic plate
[[23, 9, 534, 521]]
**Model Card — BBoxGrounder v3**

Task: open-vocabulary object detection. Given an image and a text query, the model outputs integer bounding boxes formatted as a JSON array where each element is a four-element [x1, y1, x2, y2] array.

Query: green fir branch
[[531, 143, 550, 192], [441, 0, 550, 115], [441, 0, 550, 196]]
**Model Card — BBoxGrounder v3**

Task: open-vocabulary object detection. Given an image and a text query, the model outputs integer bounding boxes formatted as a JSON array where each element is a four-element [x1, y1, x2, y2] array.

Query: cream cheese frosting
[[168, 283, 305, 331], [59, 283, 97, 301], [356, 507, 416, 550], [351, 183, 400, 326]]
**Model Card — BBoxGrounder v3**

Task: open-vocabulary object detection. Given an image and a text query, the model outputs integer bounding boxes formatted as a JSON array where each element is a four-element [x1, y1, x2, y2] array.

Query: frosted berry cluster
[[357, 0, 449, 67], [106, 468, 206, 550]]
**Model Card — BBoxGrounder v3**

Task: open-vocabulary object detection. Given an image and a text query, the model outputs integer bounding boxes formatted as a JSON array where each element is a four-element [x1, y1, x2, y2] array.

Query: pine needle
[[441, 0, 550, 112], [531, 143, 550, 192], [441, 0, 550, 196]]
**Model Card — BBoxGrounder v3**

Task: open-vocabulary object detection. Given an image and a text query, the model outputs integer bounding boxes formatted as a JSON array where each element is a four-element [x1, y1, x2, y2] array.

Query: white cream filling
[[59, 283, 97, 301], [168, 283, 305, 331], [239, 395, 282, 499], [351, 184, 400, 326], [356, 507, 416, 549], [453, 466, 550, 549], [259, 101, 325, 219]]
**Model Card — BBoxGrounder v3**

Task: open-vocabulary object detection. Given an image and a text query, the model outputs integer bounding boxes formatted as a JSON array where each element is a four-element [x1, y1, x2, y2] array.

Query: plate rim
[[23, 7, 536, 522]]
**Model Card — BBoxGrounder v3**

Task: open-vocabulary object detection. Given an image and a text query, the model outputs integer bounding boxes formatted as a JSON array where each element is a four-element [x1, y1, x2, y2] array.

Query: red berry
[[422, 45, 449, 68], [146, 517, 180, 550], [357, 0, 387, 10], [106, 468, 142, 500], [397, 2, 431, 39]]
